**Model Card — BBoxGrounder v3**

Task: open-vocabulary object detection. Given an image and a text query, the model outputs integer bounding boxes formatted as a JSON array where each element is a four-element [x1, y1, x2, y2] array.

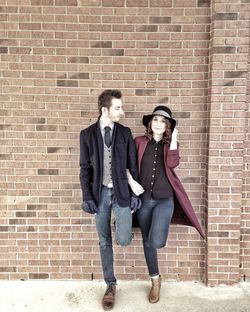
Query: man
[[79, 89, 141, 310]]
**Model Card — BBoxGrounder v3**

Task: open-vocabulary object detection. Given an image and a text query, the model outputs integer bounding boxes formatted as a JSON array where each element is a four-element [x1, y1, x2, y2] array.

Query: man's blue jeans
[[95, 186, 132, 285], [136, 197, 174, 276]]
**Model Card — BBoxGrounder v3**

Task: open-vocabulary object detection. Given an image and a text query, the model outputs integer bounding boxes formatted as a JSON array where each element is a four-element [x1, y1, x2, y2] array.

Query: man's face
[[106, 98, 124, 122]]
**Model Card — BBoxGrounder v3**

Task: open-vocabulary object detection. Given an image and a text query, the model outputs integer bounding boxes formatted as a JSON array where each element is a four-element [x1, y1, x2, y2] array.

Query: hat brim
[[142, 114, 176, 131]]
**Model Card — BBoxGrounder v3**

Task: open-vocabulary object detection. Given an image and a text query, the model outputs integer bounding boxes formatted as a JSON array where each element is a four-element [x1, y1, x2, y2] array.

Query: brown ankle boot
[[148, 276, 161, 303], [102, 284, 116, 310]]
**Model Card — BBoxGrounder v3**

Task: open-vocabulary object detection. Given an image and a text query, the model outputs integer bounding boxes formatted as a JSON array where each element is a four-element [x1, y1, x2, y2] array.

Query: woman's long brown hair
[[145, 117, 172, 145]]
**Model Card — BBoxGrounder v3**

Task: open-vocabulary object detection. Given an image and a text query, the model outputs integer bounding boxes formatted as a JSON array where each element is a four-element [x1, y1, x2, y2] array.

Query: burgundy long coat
[[135, 136, 204, 239]]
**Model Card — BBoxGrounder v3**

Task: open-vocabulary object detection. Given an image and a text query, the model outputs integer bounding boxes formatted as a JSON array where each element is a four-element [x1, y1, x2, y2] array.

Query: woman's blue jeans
[[136, 197, 174, 276], [95, 186, 132, 285]]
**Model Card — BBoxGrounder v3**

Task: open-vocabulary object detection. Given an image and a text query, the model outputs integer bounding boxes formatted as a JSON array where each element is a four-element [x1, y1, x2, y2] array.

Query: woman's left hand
[[170, 128, 178, 150]]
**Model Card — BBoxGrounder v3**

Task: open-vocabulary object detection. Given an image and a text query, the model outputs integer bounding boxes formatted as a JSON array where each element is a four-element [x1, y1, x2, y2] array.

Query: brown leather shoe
[[102, 284, 116, 310], [148, 276, 161, 303]]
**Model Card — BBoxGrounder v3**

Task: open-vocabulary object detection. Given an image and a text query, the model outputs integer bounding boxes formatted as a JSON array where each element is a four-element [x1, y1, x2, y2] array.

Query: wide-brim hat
[[142, 105, 176, 131]]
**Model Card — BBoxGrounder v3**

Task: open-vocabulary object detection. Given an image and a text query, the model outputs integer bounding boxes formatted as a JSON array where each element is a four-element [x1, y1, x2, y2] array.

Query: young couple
[[79, 89, 204, 310]]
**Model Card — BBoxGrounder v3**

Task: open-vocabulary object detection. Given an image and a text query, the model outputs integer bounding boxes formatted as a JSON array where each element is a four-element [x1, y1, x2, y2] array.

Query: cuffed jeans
[[136, 197, 174, 276], [95, 186, 132, 285]]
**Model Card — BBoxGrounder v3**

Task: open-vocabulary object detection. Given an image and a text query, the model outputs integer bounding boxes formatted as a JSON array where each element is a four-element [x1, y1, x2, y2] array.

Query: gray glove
[[130, 196, 142, 214], [82, 200, 98, 214]]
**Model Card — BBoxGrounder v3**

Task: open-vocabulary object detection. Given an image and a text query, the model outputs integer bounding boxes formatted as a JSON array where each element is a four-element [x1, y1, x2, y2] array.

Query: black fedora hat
[[142, 105, 176, 131]]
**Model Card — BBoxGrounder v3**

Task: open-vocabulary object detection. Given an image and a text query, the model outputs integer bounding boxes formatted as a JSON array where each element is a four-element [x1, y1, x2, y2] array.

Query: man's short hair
[[98, 89, 122, 114]]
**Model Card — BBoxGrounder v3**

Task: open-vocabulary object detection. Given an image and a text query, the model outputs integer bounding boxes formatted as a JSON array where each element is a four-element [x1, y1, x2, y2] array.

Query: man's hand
[[82, 200, 98, 214], [130, 196, 142, 214], [126, 169, 144, 196]]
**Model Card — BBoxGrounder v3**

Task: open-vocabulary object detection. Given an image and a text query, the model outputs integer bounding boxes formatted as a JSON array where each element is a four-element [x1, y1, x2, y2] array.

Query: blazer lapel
[[111, 123, 117, 152], [96, 122, 104, 177]]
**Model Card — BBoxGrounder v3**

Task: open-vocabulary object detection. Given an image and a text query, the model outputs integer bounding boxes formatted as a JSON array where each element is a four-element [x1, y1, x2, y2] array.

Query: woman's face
[[151, 115, 167, 136]]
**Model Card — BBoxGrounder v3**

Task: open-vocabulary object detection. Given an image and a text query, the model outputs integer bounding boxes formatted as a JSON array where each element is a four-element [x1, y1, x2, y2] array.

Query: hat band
[[152, 110, 171, 119]]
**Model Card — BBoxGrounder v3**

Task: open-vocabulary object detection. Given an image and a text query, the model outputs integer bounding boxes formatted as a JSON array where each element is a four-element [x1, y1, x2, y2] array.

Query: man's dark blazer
[[80, 119, 139, 208]]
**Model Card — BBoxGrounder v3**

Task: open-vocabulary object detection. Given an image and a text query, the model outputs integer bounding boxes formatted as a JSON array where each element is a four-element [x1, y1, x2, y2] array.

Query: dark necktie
[[104, 126, 112, 148]]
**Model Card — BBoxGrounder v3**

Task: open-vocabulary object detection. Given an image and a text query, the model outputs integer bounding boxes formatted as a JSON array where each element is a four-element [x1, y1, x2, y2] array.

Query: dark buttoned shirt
[[140, 139, 173, 200]]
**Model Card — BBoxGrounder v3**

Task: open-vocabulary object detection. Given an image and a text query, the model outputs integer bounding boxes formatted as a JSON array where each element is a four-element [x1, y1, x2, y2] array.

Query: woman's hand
[[126, 169, 144, 196], [170, 128, 178, 150]]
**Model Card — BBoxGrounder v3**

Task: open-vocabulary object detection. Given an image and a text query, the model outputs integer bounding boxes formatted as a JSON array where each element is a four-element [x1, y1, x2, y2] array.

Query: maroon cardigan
[[135, 136, 204, 239]]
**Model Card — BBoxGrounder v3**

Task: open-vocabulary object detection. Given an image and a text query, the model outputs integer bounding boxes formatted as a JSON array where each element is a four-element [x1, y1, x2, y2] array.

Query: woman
[[127, 105, 204, 304]]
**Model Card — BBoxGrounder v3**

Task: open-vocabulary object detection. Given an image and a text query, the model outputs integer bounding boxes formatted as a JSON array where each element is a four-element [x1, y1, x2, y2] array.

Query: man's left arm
[[126, 128, 143, 213], [126, 128, 140, 183]]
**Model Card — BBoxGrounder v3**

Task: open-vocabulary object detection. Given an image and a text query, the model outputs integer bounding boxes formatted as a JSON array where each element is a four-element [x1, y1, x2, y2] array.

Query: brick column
[[206, 0, 249, 285]]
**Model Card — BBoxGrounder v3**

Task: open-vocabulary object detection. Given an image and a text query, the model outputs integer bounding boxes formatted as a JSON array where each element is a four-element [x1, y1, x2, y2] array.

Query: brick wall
[[241, 45, 250, 281], [0, 0, 249, 285], [206, 0, 249, 286]]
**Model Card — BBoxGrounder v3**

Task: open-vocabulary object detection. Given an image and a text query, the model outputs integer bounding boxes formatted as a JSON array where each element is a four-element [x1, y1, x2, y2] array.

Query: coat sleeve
[[126, 129, 140, 184], [79, 130, 93, 202], [166, 143, 180, 169]]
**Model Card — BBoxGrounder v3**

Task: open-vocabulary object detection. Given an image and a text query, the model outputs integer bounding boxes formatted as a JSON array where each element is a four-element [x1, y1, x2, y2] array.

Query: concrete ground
[[1, 280, 250, 312]]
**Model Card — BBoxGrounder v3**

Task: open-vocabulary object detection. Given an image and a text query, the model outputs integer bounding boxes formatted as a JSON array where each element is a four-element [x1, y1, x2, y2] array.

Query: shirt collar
[[150, 138, 163, 145], [99, 119, 114, 132]]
